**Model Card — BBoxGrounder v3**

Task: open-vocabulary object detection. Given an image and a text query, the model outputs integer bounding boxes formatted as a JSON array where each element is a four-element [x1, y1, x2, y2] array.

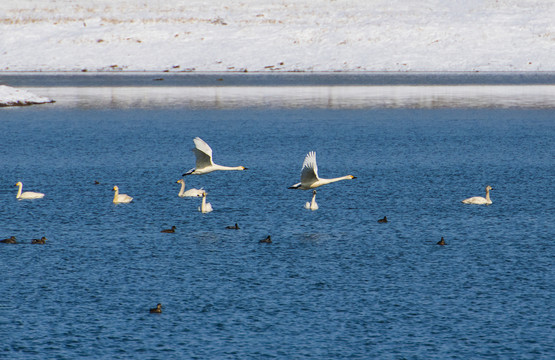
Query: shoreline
[[1, 71, 555, 88]]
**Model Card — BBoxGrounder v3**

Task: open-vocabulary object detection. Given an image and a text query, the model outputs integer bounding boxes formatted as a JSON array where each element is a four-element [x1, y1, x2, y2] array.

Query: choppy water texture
[[0, 82, 554, 359]]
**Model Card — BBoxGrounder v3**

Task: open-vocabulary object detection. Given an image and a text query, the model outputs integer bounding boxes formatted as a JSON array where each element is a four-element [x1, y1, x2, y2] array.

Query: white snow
[[0, 85, 54, 106], [0, 0, 553, 72]]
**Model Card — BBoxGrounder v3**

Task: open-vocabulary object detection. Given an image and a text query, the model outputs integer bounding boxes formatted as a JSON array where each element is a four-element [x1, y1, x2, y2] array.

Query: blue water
[[1, 93, 554, 359]]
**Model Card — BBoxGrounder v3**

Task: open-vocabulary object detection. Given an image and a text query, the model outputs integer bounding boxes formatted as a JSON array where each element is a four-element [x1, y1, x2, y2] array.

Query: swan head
[[240, 166, 247, 170], [312, 190, 317, 195], [112, 186, 119, 191], [348, 175, 356, 179], [486, 185, 493, 191], [15, 181, 22, 187], [176, 179, 184, 184]]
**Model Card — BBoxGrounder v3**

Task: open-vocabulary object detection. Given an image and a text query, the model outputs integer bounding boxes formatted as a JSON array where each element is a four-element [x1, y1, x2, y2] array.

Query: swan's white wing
[[193, 137, 214, 169], [300, 151, 319, 185]]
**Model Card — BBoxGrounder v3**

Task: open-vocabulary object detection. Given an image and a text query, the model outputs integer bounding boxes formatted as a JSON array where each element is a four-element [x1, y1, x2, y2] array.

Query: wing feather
[[192, 137, 214, 169], [300, 151, 319, 185]]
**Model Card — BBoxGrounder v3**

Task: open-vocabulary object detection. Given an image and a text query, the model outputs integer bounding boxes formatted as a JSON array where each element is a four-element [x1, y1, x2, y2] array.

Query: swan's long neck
[[113, 188, 119, 201], [16, 183, 22, 198], [201, 194, 207, 211], [320, 175, 354, 186], [485, 188, 491, 202], [213, 164, 244, 171], [178, 181, 186, 196], [311, 192, 317, 207]]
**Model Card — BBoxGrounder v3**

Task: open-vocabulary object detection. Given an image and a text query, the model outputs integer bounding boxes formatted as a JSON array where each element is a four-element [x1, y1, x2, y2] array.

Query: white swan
[[112, 186, 133, 204], [198, 192, 213, 213], [176, 179, 205, 197], [183, 137, 247, 176], [289, 151, 356, 190], [15, 181, 44, 200], [304, 189, 319, 210], [462, 185, 493, 205]]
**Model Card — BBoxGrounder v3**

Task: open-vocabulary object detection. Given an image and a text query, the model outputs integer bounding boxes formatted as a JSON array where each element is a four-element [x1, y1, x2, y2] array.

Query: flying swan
[[176, 179, 205, 197], [289, 151, 356, 190], [304, 190, 319, 211], [183, 137, 247, 176], [15, 181, 44, 200], [198, 192, 213, 213], [461, 185, 493, 205], [112, 186, 133, 204]]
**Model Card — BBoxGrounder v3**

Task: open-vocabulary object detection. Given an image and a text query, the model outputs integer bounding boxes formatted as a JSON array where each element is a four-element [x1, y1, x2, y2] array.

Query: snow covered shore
[[0, 85, 54, 107], [0, 0, 553, 73]]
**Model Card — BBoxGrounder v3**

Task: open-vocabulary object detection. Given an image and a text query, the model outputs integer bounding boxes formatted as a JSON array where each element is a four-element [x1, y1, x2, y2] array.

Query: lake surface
[[0, 78, 554, 359]]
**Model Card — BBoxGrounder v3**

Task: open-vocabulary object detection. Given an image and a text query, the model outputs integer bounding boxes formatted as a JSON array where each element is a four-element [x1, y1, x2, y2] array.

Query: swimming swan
[[183, 137, 247, 176], [289, 151, 356, 190], [462, 185, 493, 205], [198, 192, 213, 213], [112, 186, 133, 204], [304, 190, 319, 210], [176, 179, 205, 197], [15, 182, 44, 200]]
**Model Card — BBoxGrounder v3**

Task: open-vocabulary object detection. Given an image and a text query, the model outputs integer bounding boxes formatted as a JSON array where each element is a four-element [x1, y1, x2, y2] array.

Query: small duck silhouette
[[437, 237, 446, 245], [0, 236, 17, 244], [259, 235, 272, 243], [161, 226, 176, 233], [94, 180, 100, 185], [226, 223, 240, 230], [149, 303, 162, 313], [378, 216, 388, 223], [31, 237, 47, 244]]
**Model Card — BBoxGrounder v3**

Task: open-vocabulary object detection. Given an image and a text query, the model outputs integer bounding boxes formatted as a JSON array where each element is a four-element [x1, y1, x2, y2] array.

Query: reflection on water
[[26, 85, 555, 109]]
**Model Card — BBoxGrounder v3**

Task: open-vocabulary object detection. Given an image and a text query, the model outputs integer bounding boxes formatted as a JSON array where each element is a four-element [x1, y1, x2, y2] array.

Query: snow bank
[[0, 0, 553, 72], [0, 85, 54, 106]]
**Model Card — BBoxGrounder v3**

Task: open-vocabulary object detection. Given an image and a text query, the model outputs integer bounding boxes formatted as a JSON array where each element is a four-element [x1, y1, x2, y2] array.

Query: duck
[[304, 189, 319, 210], [0, 236, 17, 244], [437, 237, 446, 245], [226, 223, 240, 230], [149, 303, 162, 313], [31, 236, 47, 244], [176, 179, 205, 197], [15, 181, 45, 200], [198, 192, 213, 213], [161, 226, 176, 233], [289, 151, 356, 190], [259, 235, 272, 243], [112, 186, 133, 204], [378, 216, 388, 223], [462, 185, 493, 205], [183, 137, 247, 176]]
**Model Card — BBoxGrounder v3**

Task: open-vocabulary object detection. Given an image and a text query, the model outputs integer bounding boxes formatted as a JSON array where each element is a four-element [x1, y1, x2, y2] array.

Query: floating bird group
[[8, 137, 493, 249], [1, 236, 46, 244]]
